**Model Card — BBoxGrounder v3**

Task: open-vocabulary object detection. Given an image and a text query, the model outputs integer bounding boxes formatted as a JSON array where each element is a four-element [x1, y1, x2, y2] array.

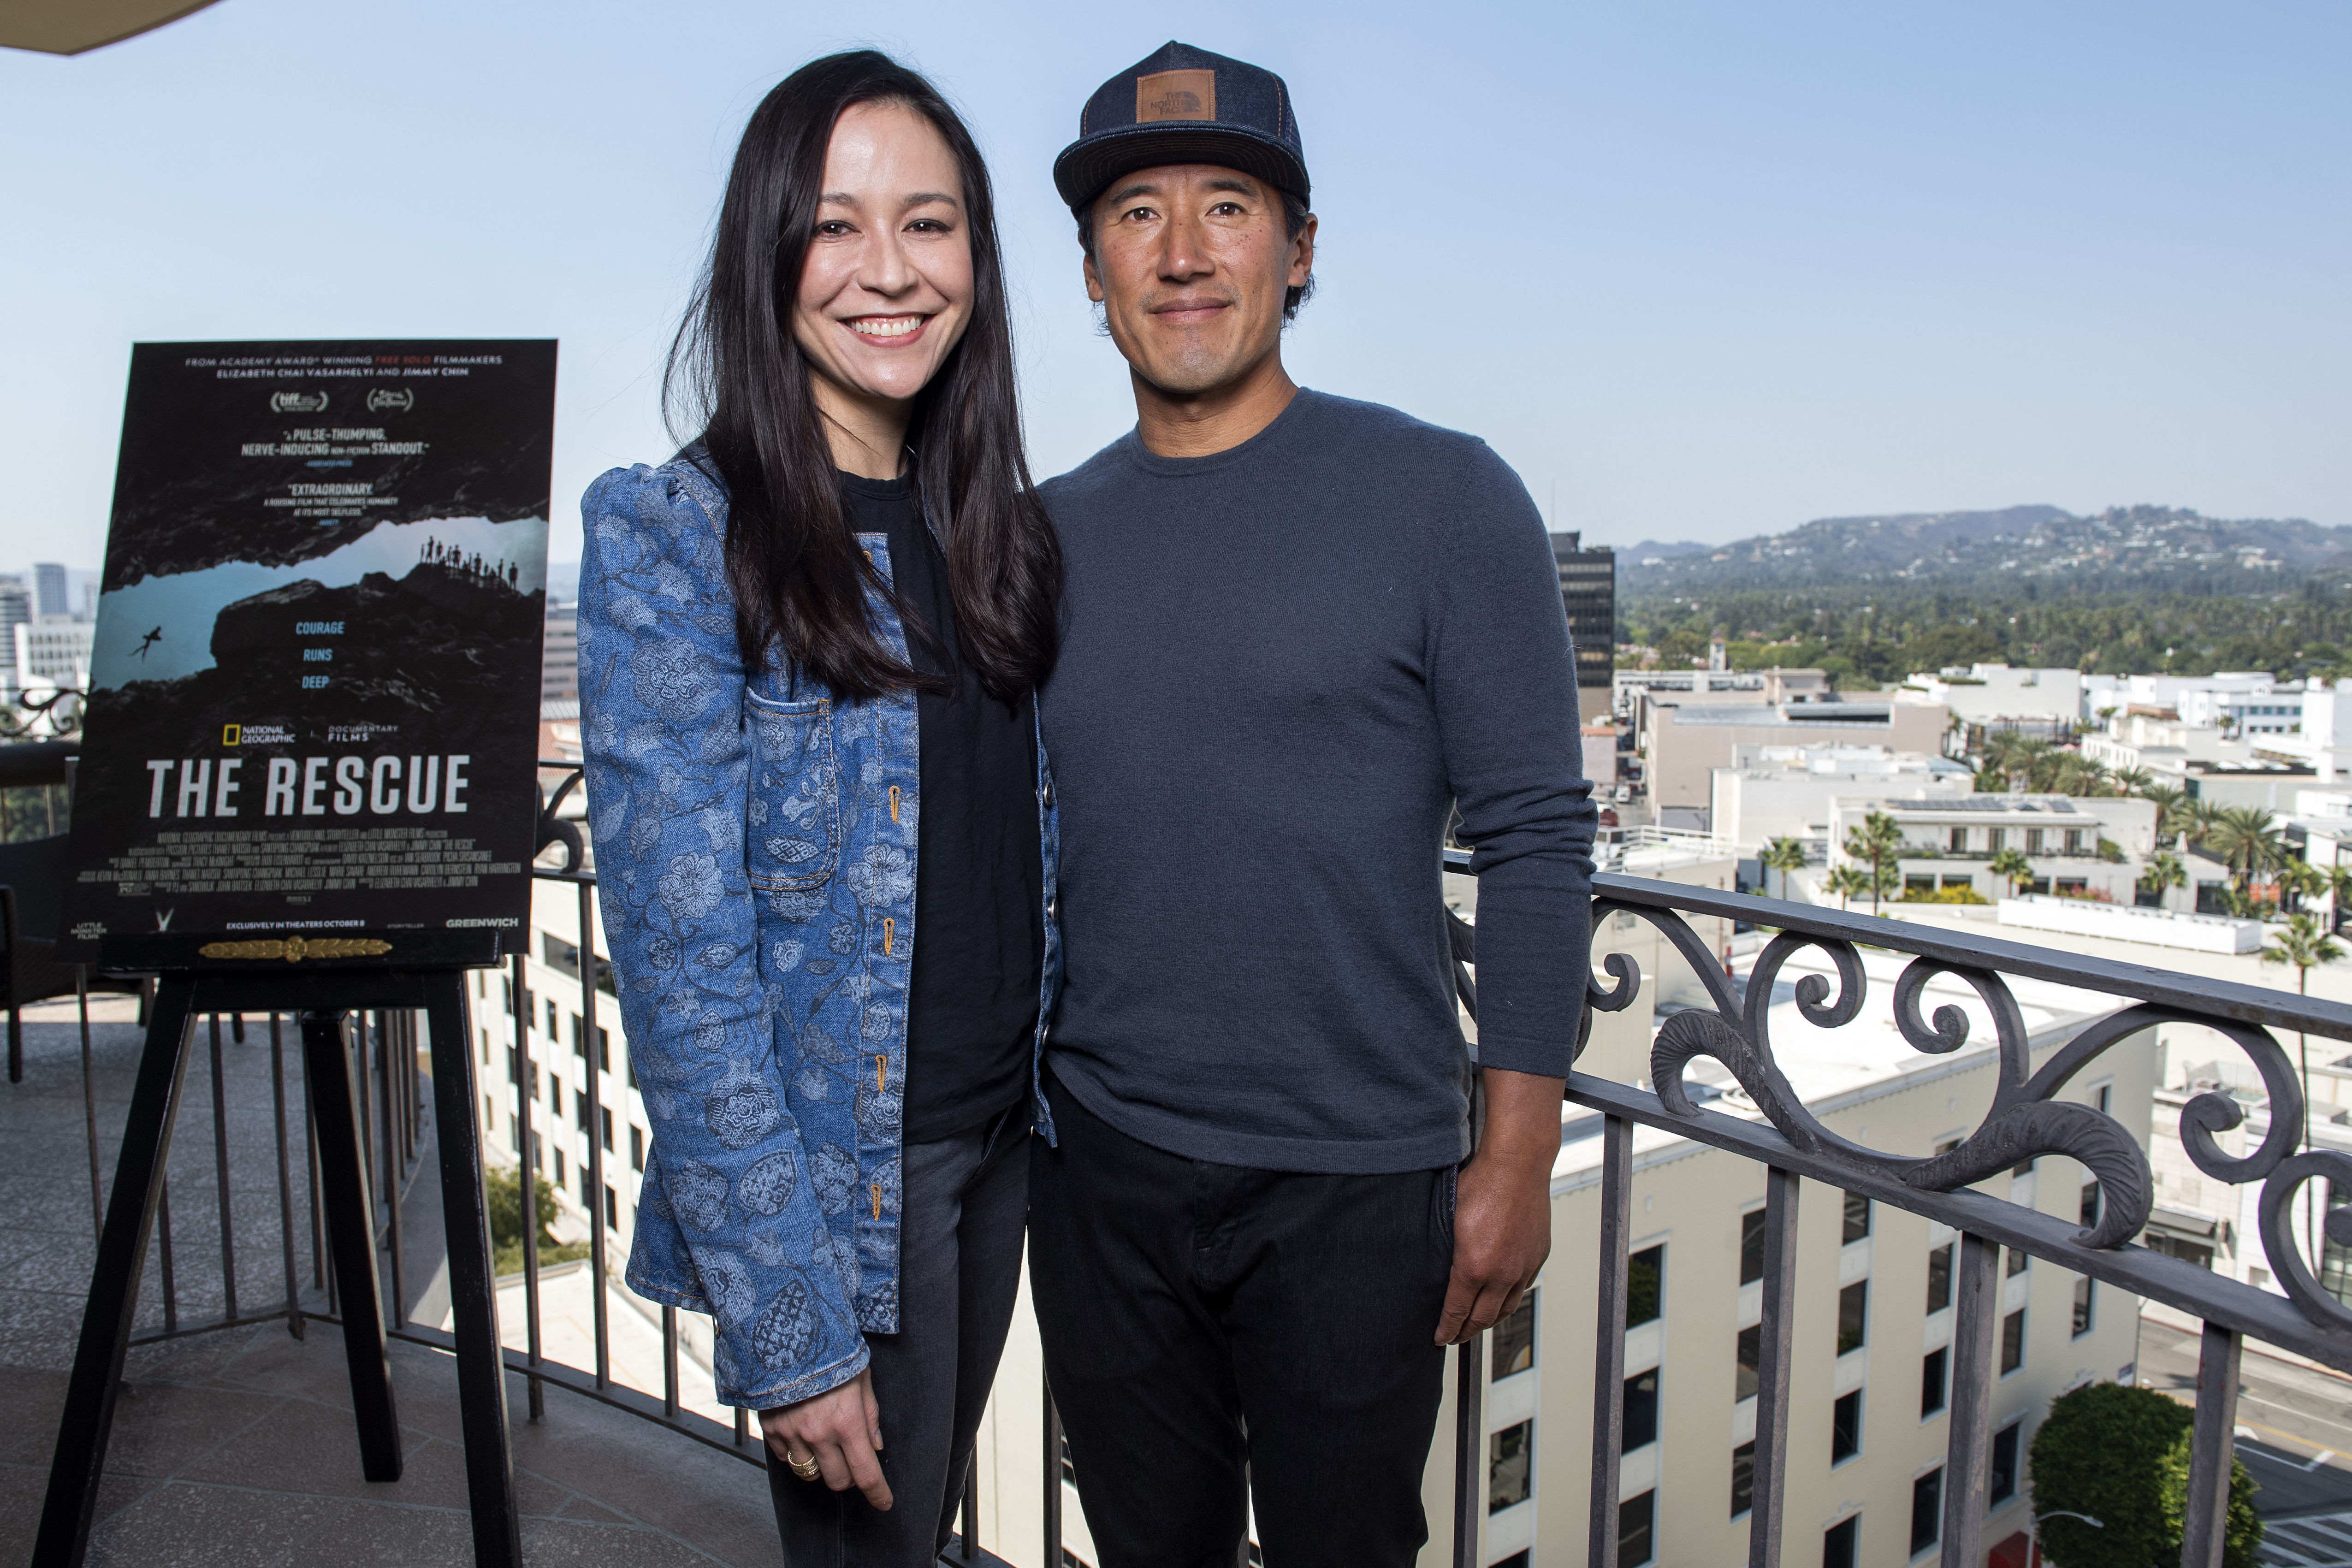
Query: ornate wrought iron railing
[[30, 755, 2352, 1568]]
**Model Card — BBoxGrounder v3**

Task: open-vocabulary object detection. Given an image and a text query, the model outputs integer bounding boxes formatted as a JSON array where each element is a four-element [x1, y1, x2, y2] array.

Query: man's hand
[[760, 1367, 892, 1509], [1435, 1068, 1564, 1345]]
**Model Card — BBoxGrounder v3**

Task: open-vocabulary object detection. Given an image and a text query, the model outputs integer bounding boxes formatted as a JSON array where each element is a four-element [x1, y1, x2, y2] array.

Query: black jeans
[[1028, 1072, 1454, 1568], [769, 1104, 1030, 1567]]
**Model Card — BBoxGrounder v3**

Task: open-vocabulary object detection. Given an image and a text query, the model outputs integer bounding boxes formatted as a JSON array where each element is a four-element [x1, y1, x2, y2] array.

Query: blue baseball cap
[[1053, 41, 1310, 213]]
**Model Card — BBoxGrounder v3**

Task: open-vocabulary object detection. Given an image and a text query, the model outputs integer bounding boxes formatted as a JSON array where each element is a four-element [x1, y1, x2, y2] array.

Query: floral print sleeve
[[579, 463, 869, 1409]]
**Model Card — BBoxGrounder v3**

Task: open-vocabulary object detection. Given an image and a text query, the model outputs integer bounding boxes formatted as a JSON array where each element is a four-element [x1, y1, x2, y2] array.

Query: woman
[[579, 51, 1061, 1563]]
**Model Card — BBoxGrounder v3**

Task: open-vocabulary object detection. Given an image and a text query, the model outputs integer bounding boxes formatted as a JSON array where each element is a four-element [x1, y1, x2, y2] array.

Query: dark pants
[[1028, 1072, 1454, 1568], [770, 1105, 1030, 1567]]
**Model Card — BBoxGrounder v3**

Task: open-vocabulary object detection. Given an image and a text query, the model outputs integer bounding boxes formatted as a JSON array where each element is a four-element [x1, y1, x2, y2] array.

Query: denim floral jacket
[[579, 455, 1062, 1409]]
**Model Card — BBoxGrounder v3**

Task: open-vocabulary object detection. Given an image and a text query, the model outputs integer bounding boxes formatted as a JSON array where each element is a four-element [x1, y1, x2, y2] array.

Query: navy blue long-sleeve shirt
[[1036, 389, 1598, 1174]]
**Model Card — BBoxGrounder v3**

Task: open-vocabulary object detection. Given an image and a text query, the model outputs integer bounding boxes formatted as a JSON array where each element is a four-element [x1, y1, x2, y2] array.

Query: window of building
[[631, 1125, 645, 1173], [1618, 1490, 1655, 1566], [1740, 1208, 1765, 1285], [503, 976, 514, 1015], [1910, 1467, 1943, 1556], [1490, 1555, 1528, 1568], [604, 1184, 617, 1228], [1921, 1347, 1947, 1417], [1831, 1391, 1861, 1464], [2026, 828, 2045, 854], [576, 1090, 591, 1132], [480, 1030, 489, 1065], [2096, 1083, 2112, 1115], [1493, 1291, 1538, 1379], [546, 999, 559, 1039], [1842, 1193, 1871, 1244], [1823, 1513, 1858, 1568], [1060, 1433, 1075, 1485], [1989, 1422, 2020, 1504], [600, 1106, 614, 1153], [507, 1047, 519, 1087], [571, 1014, 586, 1058], [554, 1148, 565, 1186], [2001, 1309, 2025, 1375], [2080, 1182, 2102, 1230], [2014, 1154, 2037, 1177], [1987, 828, 2005, 853], [596, 1026, 611, 1072], [1730, 1441, 1755, 1518], [1623, 1369, 1659, 1450], [1837, 1281, 1867, 1355], [1949, 827, 1969, 852], [1736, 1324, 1761, 1403], [1488, 1421, 1533, 1513], [1926, 1243, 1952, 1314], [1627, 1244, 1664, 1328], [2064, 829, 2083, 854], [2006, 1246, 2028, 1278], [482, 1095, 493, 1133], [2072, 1276, 2094, 1337]]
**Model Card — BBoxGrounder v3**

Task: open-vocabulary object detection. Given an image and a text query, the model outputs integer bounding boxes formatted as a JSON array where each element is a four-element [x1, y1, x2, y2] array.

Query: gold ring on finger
[[787, 1451, 821, 1481]]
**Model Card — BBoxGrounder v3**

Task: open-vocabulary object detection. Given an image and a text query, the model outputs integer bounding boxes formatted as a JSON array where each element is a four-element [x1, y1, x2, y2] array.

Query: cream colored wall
[[1426, 1022, 2154, 1568]]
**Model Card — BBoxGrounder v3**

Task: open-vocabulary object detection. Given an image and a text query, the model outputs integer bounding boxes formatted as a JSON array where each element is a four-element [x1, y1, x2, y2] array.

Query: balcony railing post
[[1043, 1374, 1065, 1567], [1939, 1233, 2000, 1568], [207, 1014, 237, 1322], [514, 948, 544, 1421], [579, 877, 611, 1390], [1452, 1335, 1485, 1568], [268, 1013, 303, 1341], [1588, 1113, 1632, 1568], [2180, 1321, 2243, 1568], [1746, 1165, 1800, 1568], [379, 1012, 406, 1330]]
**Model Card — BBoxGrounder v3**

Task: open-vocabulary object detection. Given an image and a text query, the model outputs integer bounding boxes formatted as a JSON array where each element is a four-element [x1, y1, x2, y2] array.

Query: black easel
[[34, 957, 522, 1568]]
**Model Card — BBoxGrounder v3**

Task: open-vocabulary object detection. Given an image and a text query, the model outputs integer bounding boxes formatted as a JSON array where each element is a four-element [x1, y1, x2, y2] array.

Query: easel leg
[[299, 1009, 403, 1481], [426, 971, 522, 1568], [36, 975, 200, 1567]]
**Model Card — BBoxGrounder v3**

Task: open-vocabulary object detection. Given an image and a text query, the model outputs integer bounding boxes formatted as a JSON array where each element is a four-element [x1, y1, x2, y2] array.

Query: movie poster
[[60, 340, 557, 967]]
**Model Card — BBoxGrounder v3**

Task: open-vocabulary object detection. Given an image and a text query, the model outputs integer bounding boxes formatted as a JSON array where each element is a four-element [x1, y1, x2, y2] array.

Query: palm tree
[[1843, 810, 1906, 916], [1760, 836, 1809, 902], [1824, 863, 1873, 911], [1988, 847, 2034, 899], [2277, 858, 2327, 917], [2113, 765, 2156, 796], [2210, 806, 2284, 897], [2263, 911, 2346, 1259], [2327, 864, 2352, 933], [2138, 851, 2188, 908], [2183, 796, 2228, 847], [2141, 782, 2189, 838]]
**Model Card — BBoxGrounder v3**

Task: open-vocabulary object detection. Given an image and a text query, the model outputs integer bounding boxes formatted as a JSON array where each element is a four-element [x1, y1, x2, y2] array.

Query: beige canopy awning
[[0, 0, 221, 55]]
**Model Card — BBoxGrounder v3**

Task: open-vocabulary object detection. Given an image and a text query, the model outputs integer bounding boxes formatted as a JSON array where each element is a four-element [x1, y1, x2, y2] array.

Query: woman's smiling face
[[791, 99, 974, 424]]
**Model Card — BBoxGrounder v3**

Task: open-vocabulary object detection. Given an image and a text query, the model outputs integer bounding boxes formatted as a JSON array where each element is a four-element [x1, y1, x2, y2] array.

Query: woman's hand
[[760, 1367, 893, 1509]]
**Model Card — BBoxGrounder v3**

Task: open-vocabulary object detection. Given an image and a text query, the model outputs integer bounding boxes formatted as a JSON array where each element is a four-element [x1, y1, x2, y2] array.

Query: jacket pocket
[[744, 688, 840, 890]]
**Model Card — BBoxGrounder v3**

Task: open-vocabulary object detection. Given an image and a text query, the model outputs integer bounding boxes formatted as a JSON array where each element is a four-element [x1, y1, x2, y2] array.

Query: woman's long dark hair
[[665, 51, 1059, 702]]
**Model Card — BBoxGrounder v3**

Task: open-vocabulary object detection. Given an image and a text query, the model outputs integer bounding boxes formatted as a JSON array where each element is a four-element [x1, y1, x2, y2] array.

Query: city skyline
[[2, 0, 2346, 570]]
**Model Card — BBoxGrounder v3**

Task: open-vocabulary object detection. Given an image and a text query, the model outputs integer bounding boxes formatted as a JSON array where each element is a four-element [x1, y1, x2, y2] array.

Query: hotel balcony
[[7, 758, 2352, 1567]]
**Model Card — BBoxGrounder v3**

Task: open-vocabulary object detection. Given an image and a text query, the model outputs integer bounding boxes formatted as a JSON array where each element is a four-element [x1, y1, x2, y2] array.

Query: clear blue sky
[[2, 0, 2345, 573]]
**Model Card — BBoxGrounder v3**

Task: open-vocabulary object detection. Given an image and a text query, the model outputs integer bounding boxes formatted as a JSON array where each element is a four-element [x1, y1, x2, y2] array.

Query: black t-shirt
[[838, 471, 1043, 1142]]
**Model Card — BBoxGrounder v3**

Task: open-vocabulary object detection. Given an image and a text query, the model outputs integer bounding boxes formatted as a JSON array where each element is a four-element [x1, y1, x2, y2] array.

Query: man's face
[[1083, 166, 1315, 397]]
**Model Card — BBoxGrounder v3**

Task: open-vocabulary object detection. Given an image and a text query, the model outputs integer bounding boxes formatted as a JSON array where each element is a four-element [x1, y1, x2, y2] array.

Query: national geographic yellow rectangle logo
[[222, 725, 240, 746]]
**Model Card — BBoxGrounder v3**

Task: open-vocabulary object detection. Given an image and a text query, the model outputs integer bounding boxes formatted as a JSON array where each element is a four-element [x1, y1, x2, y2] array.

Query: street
[[2140, 1317, 2352, 1563]]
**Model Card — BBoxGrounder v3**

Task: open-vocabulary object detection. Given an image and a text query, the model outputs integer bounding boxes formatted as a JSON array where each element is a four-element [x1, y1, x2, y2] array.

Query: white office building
[[1710, 744, 1974, 858]]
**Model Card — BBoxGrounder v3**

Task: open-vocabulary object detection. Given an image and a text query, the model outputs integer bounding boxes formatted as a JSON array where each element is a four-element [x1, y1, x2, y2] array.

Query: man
[[1031, 40, 1598, 1567]]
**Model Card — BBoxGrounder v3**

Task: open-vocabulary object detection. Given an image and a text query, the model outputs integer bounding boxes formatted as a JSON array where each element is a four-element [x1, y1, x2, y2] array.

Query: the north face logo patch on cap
[[1136, 68, 1215, 123]]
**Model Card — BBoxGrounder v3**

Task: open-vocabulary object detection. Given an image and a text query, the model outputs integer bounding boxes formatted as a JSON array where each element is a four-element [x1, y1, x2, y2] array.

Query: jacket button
[[1046, 896, 1058, 920]]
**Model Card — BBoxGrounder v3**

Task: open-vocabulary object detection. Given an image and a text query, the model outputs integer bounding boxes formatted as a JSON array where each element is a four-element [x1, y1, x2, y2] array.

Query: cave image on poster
[[60, 341, 558, 965]]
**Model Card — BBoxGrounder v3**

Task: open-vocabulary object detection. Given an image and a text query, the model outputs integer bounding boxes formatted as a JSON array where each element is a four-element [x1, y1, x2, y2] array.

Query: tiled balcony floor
[[0, 1001, 783, 1566]]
